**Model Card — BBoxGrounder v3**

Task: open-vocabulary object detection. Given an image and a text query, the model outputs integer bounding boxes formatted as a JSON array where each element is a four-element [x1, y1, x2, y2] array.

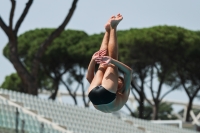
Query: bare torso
[[86, 14, 132, 113]]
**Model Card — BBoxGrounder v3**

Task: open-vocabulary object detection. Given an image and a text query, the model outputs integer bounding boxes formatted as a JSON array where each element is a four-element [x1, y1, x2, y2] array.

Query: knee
[[98, 65, 107, 72]]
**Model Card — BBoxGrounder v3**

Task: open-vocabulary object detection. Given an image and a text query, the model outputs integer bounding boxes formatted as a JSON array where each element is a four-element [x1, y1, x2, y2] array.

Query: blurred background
[[0, 0, 200, 132]]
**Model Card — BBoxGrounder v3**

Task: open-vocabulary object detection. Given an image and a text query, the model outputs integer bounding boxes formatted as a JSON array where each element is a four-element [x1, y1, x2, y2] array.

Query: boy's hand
[[92, 49, 107, 61], [95, 56, 111, 65]]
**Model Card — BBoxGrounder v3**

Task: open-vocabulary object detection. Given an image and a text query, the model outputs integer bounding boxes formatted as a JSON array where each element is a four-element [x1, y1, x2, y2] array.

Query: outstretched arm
[[111, 58, 132, 95], [110, 58, 132, 110], [110, 58, 132, 75]]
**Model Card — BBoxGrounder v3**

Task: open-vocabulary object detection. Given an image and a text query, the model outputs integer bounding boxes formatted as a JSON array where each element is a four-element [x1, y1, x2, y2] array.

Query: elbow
[[86, 73, 94, 83], [130, 69, 133, 74], [130, 69, 133, 79], [126, 68, 133, 75], [86, 77, 92, 84]]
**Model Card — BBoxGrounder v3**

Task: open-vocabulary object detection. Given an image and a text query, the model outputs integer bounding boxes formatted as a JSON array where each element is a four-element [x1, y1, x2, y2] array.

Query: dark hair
[[118, 76, 124, 83], [118, 76, 124, 93]]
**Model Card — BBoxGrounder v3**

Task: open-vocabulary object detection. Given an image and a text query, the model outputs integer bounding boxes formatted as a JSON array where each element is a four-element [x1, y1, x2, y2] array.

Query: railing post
[[196, 125, 200, 131], [15, 108, 19, 133], [40, 123, 44, 133], [21, 120, 25, 133]]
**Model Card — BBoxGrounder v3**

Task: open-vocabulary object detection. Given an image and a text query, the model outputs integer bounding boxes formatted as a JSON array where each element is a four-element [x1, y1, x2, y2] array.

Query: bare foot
[[110, 13, 123, 29], [105, 16, 115, 31]]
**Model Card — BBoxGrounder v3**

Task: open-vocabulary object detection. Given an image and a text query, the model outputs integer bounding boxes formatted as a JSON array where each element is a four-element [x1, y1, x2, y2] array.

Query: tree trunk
[[138, 92, 144, 119], [72, 93, 78, 105], [49, 80, 59, 100], [60, 79, 78, 105], [80, 81, 89, 107], [0, 0, 78, 96], [9, 39, 38, 95], [196, 125, 200, 132], [186, 98, 193, 122], [125, 104, 135, 117], [152, 101, 159, 120]]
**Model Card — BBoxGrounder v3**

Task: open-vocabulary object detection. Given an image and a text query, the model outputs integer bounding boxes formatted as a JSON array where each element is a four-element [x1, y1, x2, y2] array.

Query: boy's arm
[[86, 49, 107, 83], [86, 58, 96, 83], [110, 58, 132, 95], [113, 70, 132, 111], [110, 58, 132, 74]]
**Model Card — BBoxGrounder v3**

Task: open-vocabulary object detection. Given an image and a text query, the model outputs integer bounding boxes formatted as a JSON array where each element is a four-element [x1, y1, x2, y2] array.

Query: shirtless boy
[[86, 14, 133, 113]]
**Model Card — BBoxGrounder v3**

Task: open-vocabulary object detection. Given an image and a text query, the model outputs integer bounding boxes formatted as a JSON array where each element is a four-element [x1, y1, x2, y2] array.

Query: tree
[[0, 0, 78, 95], [39, 29, 88, 100], [134, 102, 178, 120], [1, 73, 23, 92], [117, 29, 152, 118], [3, 28, 88, 104], [172, 32, 200, 122], [1, 72, 53, 93], [118, 26, 200, 120]]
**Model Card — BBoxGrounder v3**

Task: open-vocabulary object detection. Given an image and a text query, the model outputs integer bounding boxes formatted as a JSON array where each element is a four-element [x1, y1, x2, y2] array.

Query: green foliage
[[0, 73, 23, 92], [2, 26, 200, 111], [3, 28, 88, 92], [4, 29, 88, 70], [118, 26, 196, 63], [0, 72, 54, 92], [41, 29, 88, 72], [134, 102, 178, 120], [72, 33, 104, 66], [117, 25, 200, 84], [117, 26, 200, 120]]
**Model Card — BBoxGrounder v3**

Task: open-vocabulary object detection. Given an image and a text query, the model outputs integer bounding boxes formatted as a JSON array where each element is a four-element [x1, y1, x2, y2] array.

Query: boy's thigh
[[88, 65, 107, 94], [101, 64, 119, 93]]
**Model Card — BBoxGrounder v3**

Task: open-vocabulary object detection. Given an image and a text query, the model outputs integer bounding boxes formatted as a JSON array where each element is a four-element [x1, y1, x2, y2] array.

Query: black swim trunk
[[88, 85, 116, 105]]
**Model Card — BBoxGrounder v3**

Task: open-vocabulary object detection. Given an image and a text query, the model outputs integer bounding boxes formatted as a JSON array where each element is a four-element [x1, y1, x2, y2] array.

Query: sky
[[0, 0, 200, 110]]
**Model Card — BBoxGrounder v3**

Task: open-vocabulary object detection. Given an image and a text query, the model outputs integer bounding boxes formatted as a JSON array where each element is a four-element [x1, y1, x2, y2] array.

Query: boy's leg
[[99, 16, 114, 52], [88, 17, 112, 94], [101, 14, 123, 93], [108, 14, 123, 60]]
